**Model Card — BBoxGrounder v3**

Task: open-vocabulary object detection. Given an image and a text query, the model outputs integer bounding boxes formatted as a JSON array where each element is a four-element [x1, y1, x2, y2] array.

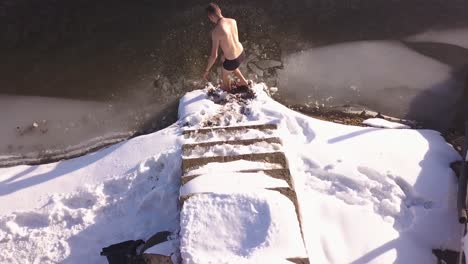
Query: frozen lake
[[0, 0, 467, 165]]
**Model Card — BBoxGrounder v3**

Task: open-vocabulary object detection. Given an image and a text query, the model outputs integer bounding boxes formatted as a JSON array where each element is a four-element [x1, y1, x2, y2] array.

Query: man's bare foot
[[235, 80, 252, 89], [238, 80, 249, 87], [230, 80, 254, 95]]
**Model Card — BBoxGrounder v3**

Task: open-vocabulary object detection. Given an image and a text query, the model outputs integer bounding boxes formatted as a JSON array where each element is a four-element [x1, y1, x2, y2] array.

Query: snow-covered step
[[182, 168, 293, 186], [182, 152, 289, 174], [179, 190, 308, 263], [183, 137, 282, 154], [183, 124, 278, 144], [180, 172, 289, 197], [183, 123, 278, 135], [179, 174, 302, 231], [182, 138, 282, 159], [184, 160, 285, 177], [180, 120, 309, 263], [180, 166, 309, 263], [268, 187, 302, 226]]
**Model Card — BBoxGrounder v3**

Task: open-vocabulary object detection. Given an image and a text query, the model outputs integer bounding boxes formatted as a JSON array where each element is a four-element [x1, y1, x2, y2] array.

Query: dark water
[[1, 0, 467, 165]]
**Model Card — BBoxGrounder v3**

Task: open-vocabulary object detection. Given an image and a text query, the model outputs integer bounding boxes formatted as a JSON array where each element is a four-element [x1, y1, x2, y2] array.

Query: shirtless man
[[203, 3, 249, 91]]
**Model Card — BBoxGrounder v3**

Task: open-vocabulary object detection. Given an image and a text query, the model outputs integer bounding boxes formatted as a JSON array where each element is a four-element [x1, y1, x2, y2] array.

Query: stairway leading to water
[[179, 123, 309, 263]]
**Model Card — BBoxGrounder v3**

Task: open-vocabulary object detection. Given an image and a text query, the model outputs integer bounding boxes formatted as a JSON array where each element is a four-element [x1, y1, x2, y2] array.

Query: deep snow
[[0, 83, 463, 263]]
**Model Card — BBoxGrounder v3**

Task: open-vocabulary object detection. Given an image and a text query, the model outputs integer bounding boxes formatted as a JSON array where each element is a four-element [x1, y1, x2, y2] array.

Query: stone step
[[183, 123, 279, 144], [179, 185, 305, 249], [182, 123, 278, 136], [181, 168, 292, 187], [179, 190, 308, 262], [179, 122, 309, 262], [267, 187, 303, 228], [182, 151, 289, 174], [180, 187, 301, 221], [182, 137, 283, 159], [180, 172, 290, 198], [182, 137, 282, 155], [287, 257, 311, 264]]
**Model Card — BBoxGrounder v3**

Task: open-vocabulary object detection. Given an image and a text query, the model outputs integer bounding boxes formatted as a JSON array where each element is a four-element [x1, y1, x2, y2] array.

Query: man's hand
[[203, 70, 210, 81]]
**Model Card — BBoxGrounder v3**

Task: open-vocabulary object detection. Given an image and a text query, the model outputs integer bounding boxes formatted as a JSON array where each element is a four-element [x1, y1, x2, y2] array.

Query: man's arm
[[204, 33, 220, 77]]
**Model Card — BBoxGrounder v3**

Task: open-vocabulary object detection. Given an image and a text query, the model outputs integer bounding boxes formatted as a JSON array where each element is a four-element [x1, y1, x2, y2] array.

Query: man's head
[[206, 3, 222, 23]]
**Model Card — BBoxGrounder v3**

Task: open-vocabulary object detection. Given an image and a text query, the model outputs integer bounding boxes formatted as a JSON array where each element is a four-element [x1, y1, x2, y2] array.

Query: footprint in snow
[[295, 116, 315, 143], [358, 166, 433, 208], [103, 177, 132, 195], [13, 212, 49, 228], [62, 192, 98, 209], [392, 176, 434, 209]]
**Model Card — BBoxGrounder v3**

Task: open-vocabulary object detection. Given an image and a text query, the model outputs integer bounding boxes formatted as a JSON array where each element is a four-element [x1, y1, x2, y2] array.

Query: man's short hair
[[206, 3, 221, 16]]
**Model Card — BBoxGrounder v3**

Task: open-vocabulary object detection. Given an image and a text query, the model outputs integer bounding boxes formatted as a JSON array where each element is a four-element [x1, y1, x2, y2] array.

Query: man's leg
[[233, 69, 248, 86], [220, 55, 232, 91], [221, 68, 231, 91]]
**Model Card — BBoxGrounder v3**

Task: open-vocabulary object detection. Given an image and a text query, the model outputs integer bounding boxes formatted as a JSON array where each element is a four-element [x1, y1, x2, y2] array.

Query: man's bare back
[[204, 3, 249, 91], [212, 18, 243, 60]]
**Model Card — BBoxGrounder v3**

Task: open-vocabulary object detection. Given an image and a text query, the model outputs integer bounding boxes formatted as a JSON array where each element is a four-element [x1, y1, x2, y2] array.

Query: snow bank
[[0, 82, 462, 263], [0, 124, 180, 214], [178, 85, 220, 127], [178, 83, 462, 263], [363, 118, 410, 129], [0, 125, 182, 263]]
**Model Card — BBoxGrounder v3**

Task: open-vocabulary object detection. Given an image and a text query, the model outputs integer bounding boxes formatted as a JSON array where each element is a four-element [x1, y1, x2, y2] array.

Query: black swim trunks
[[223, 51, 245, 71]]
